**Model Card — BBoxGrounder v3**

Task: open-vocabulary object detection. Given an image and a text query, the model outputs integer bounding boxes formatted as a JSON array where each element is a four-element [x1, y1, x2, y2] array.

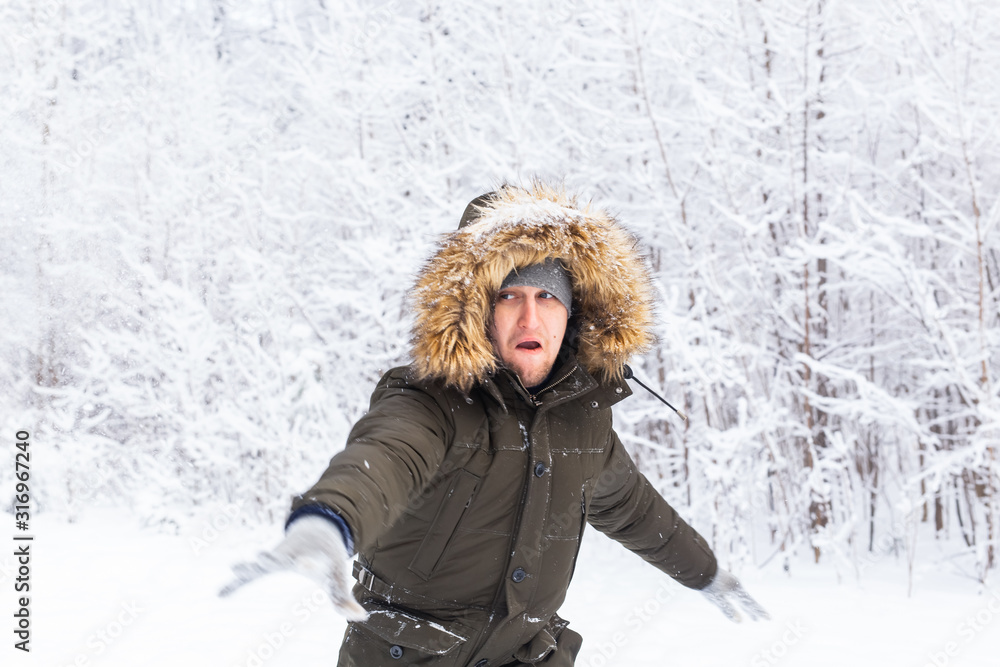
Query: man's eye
[[538, 292, 554, 299], [498, 293, 515, 300]]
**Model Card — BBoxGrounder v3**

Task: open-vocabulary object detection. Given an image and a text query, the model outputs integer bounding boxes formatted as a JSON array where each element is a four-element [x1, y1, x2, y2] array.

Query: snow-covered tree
[[2, 0, 997, 580]]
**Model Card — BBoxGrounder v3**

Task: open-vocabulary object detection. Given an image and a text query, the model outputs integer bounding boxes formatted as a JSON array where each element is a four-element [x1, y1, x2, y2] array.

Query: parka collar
[[479, 349, 632, 413]]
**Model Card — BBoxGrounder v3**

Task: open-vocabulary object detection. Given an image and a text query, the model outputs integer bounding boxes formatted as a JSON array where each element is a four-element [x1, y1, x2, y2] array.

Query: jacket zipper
[[515, 367, 576, 406], [467, 413, 533, 662], [468, 366, 579, 662], [470, 369, 574, 661]]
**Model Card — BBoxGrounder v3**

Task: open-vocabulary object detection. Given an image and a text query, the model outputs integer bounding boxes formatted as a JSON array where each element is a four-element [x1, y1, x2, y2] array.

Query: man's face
[[490, 285, 568, 388]]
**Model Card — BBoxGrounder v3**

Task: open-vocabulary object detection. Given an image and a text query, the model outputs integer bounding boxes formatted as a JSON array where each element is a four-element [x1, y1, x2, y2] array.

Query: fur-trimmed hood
[[411, 182, 656, 392]]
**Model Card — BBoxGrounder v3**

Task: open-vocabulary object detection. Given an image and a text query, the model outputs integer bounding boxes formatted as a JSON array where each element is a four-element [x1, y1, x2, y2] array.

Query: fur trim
[[411, 182, 656, 392]]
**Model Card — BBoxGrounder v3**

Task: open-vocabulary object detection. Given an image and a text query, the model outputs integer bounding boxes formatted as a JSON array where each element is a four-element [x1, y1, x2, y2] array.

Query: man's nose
[[518, 298, 540, 328]]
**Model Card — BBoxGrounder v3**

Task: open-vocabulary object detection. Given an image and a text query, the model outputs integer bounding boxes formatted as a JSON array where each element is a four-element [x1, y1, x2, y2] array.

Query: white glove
[[701, 568, 770, 623], [218, 515, 367, 621]]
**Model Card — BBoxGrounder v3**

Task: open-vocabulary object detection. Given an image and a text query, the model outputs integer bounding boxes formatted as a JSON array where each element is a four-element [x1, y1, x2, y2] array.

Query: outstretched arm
[[588, 430, 768, 622], [219, 369, 453, 611], [289, 369, 455, 554], [587, 430, 718, 588]]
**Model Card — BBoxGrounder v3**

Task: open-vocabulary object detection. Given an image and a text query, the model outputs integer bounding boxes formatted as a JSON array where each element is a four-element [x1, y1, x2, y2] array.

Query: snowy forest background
[[1, 0, 998, 586]]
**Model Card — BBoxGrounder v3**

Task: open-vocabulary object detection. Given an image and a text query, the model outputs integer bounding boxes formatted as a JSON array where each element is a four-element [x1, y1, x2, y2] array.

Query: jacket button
[[534, 462, 547, 477], [475, 661, 489, 667], [590, 400, 599, 408], [512, 567, 527, 583], [389, 645, 404, 659]]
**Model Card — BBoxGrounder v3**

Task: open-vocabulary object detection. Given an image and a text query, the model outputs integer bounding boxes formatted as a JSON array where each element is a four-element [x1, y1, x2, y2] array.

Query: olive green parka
[[290, 184, 718, 666]]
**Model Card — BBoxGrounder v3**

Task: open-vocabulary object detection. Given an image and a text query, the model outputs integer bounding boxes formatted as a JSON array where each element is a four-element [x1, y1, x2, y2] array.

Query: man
[[221, 183, 768, 666]]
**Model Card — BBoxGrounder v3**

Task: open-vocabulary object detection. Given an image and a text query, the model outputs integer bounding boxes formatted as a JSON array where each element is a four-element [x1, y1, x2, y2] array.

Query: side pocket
[[408, 469, 480, 579], [344, 601, 470, 663]]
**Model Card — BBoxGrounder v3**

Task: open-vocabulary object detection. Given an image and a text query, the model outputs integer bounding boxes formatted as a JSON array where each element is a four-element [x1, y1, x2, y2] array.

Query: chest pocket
[[408, 468, 481, 579], [407, 402, 493, 580]]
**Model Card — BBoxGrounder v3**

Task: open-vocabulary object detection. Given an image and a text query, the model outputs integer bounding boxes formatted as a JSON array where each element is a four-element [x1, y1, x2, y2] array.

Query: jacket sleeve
[[289, 368, 454, 554], [587, 430, 718, 589]]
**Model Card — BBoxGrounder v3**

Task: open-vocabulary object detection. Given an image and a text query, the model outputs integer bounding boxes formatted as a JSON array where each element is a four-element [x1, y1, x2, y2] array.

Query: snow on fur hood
[[410, 182, 656, 392]]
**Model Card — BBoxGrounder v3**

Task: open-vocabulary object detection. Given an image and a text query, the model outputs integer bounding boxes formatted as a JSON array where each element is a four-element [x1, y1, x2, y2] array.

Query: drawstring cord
[[623, 365, 688, 422]]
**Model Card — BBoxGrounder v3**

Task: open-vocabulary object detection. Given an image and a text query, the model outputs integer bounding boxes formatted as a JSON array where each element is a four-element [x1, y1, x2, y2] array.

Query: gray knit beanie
[[499, 259, 573, 314]]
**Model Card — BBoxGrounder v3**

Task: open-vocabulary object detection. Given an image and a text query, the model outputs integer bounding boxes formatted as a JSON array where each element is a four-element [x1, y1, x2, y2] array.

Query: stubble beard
[[510, 358, 554, 388]]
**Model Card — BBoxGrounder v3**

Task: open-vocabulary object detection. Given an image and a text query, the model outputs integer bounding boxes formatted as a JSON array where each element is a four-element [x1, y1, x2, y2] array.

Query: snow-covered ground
[[14, 508, 1000, 666]]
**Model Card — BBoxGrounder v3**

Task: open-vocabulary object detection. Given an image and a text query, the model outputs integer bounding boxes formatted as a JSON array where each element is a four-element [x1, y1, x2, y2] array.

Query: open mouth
[[516, 341, 542, 350]]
